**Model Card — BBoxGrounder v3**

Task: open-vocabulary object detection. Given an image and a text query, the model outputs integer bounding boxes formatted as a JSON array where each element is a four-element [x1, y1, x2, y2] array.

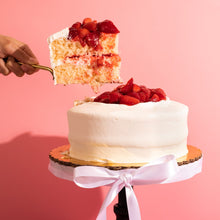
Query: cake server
[[3, 58, 54, 77], [17, 61, 54, 77]]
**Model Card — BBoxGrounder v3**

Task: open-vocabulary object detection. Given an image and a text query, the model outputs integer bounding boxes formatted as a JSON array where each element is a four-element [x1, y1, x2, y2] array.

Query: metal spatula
[[17, 61, 54, 77]]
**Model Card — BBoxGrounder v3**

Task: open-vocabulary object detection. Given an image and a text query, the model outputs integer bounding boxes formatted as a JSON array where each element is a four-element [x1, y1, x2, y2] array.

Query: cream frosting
[[47, 28, 69, 44], [47, 28, 69, 70], [67, 100, 189, 163]]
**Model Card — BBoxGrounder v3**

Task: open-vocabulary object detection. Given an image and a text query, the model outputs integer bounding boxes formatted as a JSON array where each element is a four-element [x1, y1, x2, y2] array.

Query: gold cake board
[[49, 145, 202, 170]]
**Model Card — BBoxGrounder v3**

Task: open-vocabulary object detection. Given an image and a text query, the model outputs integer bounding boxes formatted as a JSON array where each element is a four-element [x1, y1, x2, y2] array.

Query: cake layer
[[48, 28, 119, 64], [53, 55, 121, 91], [68, 100, 189, 163]]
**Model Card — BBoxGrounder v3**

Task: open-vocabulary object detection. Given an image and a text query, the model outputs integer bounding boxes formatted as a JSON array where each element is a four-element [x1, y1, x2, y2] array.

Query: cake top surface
[[70, 77, 188, 115], [69, 99, 188, 115], [93, 78, 167, 105]]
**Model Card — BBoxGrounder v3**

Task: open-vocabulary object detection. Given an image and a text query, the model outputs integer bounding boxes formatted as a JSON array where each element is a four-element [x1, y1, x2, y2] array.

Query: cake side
[[52, 54, 121, 86], [68, 100, 188, 163], [49, 32, 119, 63], [67, 78, 189, 163]]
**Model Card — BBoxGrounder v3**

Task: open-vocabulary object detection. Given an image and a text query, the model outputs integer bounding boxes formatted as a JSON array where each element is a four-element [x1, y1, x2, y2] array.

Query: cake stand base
[[114, 187, 129, 220], [48, 145, 202, 220]]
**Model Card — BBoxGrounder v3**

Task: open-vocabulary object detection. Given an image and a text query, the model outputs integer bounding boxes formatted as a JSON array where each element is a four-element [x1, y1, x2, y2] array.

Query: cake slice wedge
[[48, 18, 121, 92]]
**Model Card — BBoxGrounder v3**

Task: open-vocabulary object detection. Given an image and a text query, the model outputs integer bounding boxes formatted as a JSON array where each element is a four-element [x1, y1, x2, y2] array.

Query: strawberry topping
[[120, 95, 140, 106], [94, 78, 167, 106], [119, 78, 133, 94], [68, 18, 119, 49]]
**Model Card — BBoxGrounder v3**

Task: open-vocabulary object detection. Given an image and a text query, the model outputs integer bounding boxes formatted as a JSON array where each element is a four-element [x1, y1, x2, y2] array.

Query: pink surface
[[0, 0, 219, 219]]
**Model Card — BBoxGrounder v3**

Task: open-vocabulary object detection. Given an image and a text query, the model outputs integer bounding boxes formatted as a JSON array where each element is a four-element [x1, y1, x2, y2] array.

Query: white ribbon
[[73, 154, 179, 220]]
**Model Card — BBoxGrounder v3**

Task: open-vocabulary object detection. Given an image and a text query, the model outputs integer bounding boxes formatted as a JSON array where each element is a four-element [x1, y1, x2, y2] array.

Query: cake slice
[[48, 18, 121, 92]]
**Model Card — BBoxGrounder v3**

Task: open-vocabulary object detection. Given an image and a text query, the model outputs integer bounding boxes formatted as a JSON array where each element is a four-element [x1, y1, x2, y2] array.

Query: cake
[[47, 18, 121, 92], [67, 78, 189, 164]]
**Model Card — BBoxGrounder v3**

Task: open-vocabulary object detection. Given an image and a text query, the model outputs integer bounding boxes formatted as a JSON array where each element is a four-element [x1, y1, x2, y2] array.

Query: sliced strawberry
[[97, 20, 120, 33], [85, 32, 100, 48], [78, 28, 90, 39], [140, 85, 151, 101], [94, 92, 111, 103], [109, 91, 122, 103], [151, 88, 166, 100], [120, 95, 140, 106], [120, 78, 133, 94], [83, 21, 97, 32], [71, 22, 81, 30], [67, 28, 78, 40], [83, 18, 92, 25], [139, 91, 147, 102], [150, 94, 160, 102], [127, 91, 140, 100], [79, 37, 86, 47], [132, 84, 141, 93]]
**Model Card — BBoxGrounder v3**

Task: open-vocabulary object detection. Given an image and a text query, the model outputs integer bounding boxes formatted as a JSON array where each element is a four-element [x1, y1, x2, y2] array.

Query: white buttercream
[[67, 100, 189, 163], [47, 28, 69, 44], [47, 28, 69, 71]]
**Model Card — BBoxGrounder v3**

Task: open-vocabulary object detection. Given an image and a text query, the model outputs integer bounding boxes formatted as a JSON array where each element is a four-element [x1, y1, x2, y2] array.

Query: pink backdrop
[[0, 0, 219, 219]]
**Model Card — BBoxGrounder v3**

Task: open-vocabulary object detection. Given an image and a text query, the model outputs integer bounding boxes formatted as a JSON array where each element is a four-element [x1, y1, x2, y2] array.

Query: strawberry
[[71, 22, 81, 30], [150, 94, 160, 102], [94, 92, 111, 103], [97, 20, 120, 33], [139, 91, 147, 102], [78, 28, 90, 39], [83, 18, 92, 25], [151, 88, 166, 100], [132, 84, 141, 93], [83, 21, 97, 32], [120, 78, 133, 94], [120, 95, 140, 106], [85, 32, 100, 48], [67, 28, 78, 40], [79, 37, 86, 47], [127, 91, 140, 100], [109, 91, 122, 103], [140, 85, 151, 101]]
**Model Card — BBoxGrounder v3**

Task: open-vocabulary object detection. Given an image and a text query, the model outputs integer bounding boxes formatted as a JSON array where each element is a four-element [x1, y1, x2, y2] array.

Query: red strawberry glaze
[[68, 18, 119, 49], [94, 78, 167, 106]]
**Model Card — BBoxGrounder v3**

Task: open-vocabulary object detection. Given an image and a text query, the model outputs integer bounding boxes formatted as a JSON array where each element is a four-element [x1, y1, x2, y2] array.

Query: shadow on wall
[[0, 133, 102, 220]]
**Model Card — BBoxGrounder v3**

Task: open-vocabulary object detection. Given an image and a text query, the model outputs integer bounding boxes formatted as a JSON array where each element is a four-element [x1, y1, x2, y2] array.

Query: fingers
[[3, 37, 39, 65], [20, 63, 38, 75], [5, 56, 24, 77], [0, 58, 10, 75], [12, 44, 39, 65], [21, 44, 39, 64], [0, 57, 39, 76]]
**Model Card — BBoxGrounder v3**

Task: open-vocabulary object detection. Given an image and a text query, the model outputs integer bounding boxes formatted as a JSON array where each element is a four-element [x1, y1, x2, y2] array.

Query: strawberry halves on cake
[[48, 18, 121, 92], [94, 78, 167, 105]]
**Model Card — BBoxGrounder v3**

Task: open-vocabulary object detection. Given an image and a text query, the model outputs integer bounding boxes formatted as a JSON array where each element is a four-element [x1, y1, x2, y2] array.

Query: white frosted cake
[[67, 78, 189, 163], [47, 18, 121, 92]]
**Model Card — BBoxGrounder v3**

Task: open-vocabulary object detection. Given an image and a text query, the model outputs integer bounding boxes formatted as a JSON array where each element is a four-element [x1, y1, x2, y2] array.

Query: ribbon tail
[[96, 180, 124, 220], [126, 185, 141, 220]]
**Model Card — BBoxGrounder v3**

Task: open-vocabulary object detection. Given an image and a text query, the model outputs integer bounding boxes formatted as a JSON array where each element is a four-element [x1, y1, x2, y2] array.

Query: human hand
[[0, 35, 39, 77]]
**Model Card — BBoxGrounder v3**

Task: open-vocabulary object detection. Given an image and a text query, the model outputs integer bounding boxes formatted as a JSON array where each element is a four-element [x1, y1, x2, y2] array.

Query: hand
[[0, 35, 39, 77]]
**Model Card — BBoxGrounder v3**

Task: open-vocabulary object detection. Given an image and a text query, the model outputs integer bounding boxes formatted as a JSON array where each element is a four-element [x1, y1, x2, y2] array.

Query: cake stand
[[48, 145, 202, 220]]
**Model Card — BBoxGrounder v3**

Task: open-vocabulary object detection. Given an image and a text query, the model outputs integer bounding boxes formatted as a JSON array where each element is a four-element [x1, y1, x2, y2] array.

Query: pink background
[[0, 0, 219, 219]]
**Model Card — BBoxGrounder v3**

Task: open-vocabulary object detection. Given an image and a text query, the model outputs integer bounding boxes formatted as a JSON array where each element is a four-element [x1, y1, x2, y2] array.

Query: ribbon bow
[[73, 155, 179, 220]]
